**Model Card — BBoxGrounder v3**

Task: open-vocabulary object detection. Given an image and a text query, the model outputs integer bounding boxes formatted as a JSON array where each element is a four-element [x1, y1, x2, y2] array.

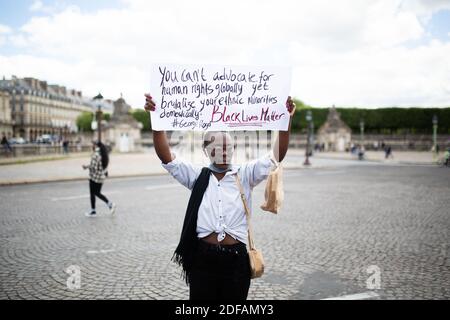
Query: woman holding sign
[[145, 93, 295, 300]]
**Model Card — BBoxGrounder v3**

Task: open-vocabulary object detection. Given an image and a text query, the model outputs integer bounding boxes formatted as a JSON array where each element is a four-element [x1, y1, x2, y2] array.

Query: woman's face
[[205, 133, 234, 165]]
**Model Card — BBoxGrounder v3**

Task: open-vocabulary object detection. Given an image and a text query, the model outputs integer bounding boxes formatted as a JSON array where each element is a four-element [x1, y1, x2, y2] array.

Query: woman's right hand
[[144, 94, 156, 112]]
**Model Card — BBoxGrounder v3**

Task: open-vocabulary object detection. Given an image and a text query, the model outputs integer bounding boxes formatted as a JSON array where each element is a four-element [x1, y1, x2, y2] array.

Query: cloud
[[29, 0, 44, 11], [0, 24, 12, 46], [0, 0, 449, 108], [29, 0, 58, 14], [400, 0, 450, 22], [0, 24, 12, 34]]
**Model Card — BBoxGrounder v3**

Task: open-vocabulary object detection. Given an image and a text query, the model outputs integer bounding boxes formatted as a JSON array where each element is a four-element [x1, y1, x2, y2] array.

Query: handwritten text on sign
[[149, 64, 291, 131]]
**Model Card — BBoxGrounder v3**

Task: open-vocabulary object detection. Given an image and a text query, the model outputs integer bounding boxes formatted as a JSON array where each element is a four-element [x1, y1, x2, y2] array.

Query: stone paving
[[0, 162, 449, 300], [0, 148, 439, 185]]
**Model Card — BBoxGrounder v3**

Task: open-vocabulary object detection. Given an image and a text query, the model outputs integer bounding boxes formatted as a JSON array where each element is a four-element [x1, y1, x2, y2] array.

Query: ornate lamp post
[[432, 114, 438, 159], [93, 93, 103, 143], [360, 118, 365, 147], [304, 110, 313, 166]]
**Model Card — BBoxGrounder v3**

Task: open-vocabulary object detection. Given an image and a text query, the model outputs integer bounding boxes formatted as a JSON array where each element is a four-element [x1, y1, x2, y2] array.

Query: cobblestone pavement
[[0, 148, 436, 185], [0, 161, 449, 300]]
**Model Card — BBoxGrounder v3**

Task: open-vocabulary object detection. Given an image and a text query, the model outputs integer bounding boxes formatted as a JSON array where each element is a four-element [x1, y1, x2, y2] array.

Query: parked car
[[8, 137, 27, 144], [36, 134, 53, 144]]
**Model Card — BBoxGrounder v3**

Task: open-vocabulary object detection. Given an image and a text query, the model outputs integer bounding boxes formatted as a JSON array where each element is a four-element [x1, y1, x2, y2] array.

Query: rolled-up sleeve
[[161, 153, 202, 190], [242, 152, 277, 188]]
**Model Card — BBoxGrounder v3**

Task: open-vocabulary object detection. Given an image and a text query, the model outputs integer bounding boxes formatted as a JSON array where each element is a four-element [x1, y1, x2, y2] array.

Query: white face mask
[[205, 144, 234, 165]]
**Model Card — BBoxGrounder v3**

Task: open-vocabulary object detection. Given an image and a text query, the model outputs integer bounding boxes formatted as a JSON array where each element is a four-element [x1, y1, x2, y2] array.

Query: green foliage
[[76, 112, 94, 132], [289, 101, 450, 134], [76, 111, 111, 132], [130, 109, 151, 131]]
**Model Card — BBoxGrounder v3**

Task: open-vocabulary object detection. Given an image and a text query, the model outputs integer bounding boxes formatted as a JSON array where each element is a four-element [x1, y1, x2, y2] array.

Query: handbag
[[235, 174, 265, 279], [260, 161, 284, 214]]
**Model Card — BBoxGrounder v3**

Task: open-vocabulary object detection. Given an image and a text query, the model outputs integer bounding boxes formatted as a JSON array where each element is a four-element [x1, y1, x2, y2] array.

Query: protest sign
[[149, 64, 291, 131]]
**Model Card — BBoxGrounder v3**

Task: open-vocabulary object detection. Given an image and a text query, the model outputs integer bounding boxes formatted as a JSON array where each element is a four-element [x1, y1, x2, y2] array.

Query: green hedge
[[76, 112, 111, 132], [292, 99, 450, 134]]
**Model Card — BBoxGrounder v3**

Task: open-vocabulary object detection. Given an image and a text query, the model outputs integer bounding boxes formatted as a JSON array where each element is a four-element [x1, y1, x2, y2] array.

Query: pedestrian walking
[[62, 139, 69, 154], [385, 145, 393, 159], [358, 145, 365, 160], [82, 141, 116, 216], [144, 93, 296, 300], [443, 148, 450, 167], [1, 134, 12, 156]]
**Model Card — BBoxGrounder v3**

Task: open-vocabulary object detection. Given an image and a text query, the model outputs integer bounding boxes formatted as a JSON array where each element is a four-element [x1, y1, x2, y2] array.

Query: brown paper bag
[[260, 164, 284, 214]]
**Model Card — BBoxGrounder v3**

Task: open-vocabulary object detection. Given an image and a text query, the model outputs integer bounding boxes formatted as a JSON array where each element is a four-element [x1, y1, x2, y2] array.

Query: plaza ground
[[0, 156, 448, 300], [0, 148, 440, 185]]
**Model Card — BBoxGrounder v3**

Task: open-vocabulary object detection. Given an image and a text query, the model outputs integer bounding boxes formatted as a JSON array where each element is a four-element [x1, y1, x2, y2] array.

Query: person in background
[[358, 144, 365, 160], [384, 145, 393, 159], [443, 147, 450, 167], [1, 134, 12, 155], [63, 138, 69, 154], [82, 141, 116, 216]]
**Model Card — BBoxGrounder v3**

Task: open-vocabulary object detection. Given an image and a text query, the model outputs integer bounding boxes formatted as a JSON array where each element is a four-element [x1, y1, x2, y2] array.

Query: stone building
[[317, 106, 352, 152], [103, 95, 142, 152], [0, 76, 97, 141], [0, 90, 13, 138]]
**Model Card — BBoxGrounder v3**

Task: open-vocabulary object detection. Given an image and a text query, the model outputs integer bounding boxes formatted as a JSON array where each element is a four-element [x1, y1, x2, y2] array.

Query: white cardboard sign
[[149, 64, 291, 131]]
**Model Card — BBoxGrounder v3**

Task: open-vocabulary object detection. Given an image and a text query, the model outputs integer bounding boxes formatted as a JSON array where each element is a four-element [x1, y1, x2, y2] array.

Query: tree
[[131, 109, 151, 131], [76, 112, 111, 132], [76, 112, 94, 132]]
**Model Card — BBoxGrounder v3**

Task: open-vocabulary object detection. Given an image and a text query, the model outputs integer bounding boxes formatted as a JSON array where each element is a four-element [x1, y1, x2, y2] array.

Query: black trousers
[[189, 239, 251, 300], [89, 179, 109, 210]]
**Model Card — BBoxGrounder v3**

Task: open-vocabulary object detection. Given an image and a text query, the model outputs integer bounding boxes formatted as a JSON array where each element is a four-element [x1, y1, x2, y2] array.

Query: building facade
[[0, 90, 13, 138], [103, 96, 142, 152], [317, 106, 352, 152], [0, 76, 95, 141]]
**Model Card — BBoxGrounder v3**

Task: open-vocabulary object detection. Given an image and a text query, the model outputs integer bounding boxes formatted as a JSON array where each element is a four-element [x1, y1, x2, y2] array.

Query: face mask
[[208, 163, 232, 173], [205, 144, 235, 164]]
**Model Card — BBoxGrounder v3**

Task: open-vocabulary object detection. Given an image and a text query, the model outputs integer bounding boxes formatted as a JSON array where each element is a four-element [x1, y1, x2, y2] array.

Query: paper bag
[[260, 164, 284, 214]]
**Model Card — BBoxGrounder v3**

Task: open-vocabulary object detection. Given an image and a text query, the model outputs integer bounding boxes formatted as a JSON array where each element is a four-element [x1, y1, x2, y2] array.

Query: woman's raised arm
[[273, 96, 296, 162], [144, 94, 173, 164]]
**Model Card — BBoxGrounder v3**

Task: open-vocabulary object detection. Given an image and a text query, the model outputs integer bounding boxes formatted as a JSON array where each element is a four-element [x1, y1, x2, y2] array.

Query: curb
[[313, 155, 434, 166], [0, 172, 168, 187], [0, 164, 327, 186]]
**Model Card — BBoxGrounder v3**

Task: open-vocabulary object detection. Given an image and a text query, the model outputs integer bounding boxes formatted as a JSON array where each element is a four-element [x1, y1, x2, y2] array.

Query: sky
[[0, 0, 449, 109]]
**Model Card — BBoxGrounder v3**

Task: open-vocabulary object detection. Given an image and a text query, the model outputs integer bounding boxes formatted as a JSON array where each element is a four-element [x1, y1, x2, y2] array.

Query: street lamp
[[93, 93, 103, 143], [432, 114, 438, 157], [360, 118, 365, 147], [304, 110, 313, 166]]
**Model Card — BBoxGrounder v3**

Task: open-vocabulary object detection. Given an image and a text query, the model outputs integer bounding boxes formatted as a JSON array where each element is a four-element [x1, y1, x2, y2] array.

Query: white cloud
[[29, 0, 58, 14], [29, 0, 43, 11], [0, 24, 12, 34], [400, 0, 450, 22], [0, 0, 449, 108], [0, 24, 12, 47]]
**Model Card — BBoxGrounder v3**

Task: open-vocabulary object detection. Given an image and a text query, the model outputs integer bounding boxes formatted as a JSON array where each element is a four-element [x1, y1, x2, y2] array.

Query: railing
[[0, 144, 92, 157], [140, 132, 450, 151], [2, 133, 449, 158]]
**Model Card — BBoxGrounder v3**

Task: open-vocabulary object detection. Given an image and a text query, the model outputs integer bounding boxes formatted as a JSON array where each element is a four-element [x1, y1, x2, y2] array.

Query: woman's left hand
[[286, 96, 296, 116]]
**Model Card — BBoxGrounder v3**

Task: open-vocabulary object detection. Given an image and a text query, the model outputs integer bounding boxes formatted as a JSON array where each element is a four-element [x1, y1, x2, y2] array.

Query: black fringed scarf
[[171, 167, 211, 285]]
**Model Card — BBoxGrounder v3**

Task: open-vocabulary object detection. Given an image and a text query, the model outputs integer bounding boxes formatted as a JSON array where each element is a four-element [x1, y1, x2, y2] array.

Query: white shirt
[[162, 153, 275, 244]]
